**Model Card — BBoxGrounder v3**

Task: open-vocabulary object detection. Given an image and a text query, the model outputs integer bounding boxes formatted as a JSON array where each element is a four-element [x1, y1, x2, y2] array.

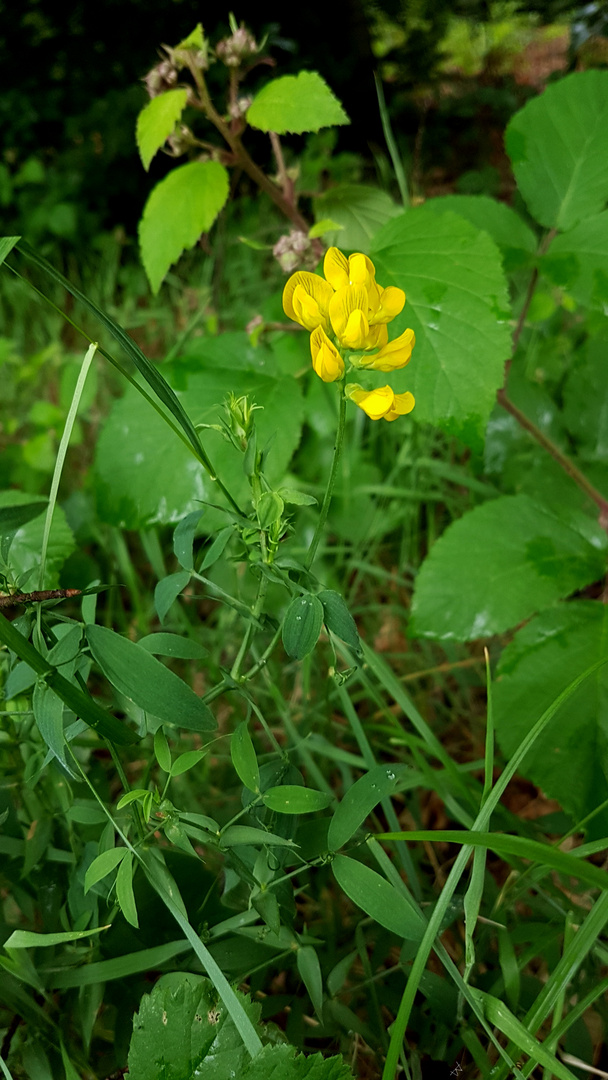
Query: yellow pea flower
[[282, 271, 333, 332], [329, 285, 370, 349], [310, 326, 345, 382], [323, 247, 376, 293], [368, 285, 406, 325], [361, 328, 415, 372], [347, 383, 415, 422]]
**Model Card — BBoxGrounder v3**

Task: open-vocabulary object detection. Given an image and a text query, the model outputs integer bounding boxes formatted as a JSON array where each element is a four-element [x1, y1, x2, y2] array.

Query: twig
[[0, 589, 81, 609]]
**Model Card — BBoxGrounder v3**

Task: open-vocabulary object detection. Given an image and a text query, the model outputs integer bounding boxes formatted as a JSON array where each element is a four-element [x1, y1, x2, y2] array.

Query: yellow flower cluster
[[282, 247, 415, 421]]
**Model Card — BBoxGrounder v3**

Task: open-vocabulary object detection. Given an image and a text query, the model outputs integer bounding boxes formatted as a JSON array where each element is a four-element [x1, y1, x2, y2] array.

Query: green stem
[[231, 573, 269, 681], [305, 391, 347, 570]]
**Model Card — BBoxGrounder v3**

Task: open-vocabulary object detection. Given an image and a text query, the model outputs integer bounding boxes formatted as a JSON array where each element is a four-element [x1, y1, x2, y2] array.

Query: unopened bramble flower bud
[[229, 95, 253, 121], [144, 59, 178, 98], [273, 230, 315, 274], [216, 26, 259, 67]]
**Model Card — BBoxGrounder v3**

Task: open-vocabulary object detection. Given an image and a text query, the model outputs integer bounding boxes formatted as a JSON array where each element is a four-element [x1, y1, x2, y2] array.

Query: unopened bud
[[144, 59, 178, 98], [273, 230, 314, 273], [216, 26, 259, 67]]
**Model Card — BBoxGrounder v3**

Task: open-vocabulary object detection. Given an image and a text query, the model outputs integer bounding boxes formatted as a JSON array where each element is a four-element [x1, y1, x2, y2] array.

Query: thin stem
[[497, 388, 608, 519], [231, 573, 268, 680], [305, 391, 347, 570]]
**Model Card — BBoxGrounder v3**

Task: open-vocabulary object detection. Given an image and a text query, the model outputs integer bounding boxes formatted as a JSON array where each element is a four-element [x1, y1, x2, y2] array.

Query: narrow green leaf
[[170, 749, 206, 777], [87, 623, 216, 733], [262, 785, 332, 814], [505, 70, 608, 231], [117, 789, 152, 810], [84, 848, 126, 893], [116, 850, 139, 928], [297, 946, 324, 1019], [318, 590, 360, 650], [328, 763, 416, 851], [173, 508, 204, 571], [45, 940, 191, 988], [332, 855, 425, 941], [32, 681, 76, 777], [473, 991, 578, 1080], [154, 728, 172, 773], [139, 160, 230, 293], [137, 633, 207, 659], [231, 721, 260, 793], [0, 612, 137, 745], [277, 488, 317, 507], [154, 570, 191, 624], [200, 525, 233, 570], [4, 926, 110, 949], [282, 594, 324, 660], [256, 491, 284, 530], [0, 236, 20, 264], [247, 71, 349, 134], [137, 89, 189, 171], [219, 826, 298, 849]]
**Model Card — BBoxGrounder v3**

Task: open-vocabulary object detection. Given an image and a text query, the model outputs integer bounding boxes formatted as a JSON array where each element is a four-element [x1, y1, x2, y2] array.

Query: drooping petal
[[310, 327, 345, 382], [329, 285, 370, 348], [384, 391, 415, 421], [348, 253, 376, 291], [364, 328, 415, 371], [323, 247, 350, 291], [348, 384, 396, 421], [283, 271, 333, 331], [369, 285, 406, 325]]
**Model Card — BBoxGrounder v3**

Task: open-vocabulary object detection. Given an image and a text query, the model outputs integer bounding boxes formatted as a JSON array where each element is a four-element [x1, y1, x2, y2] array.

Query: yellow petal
[[365, 328, 415, 371], [348, 253, 376, 290], [323, 248, 349, 291], [349, 384, 396, 421], [283, 271, 333, 331], [384, 391, 415, 421], [368, 285, 406, 325], [310, 327, 345, 382], [329, 284, 369, 348]]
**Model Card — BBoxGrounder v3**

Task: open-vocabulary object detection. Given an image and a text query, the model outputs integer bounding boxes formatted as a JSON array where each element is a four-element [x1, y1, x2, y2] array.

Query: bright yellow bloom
[[348, 383, 415, 422], [329, 285, 370, 349], [310, 326, 345, 382], [282, 271, 333, 333], [282, 248, 415, 415], [361, 328, 415, 372]]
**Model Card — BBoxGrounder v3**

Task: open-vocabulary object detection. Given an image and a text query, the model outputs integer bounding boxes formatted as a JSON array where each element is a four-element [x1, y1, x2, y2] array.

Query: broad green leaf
[[371, 206, 512, 448], [315, 184, 400, 252], [0, 490, 74, 588], [282, 594, 324, 660], [84, 847, 126, 893], [562, 334, 608, 462], [139, 160, 229, 293], [137, 633, 208, 659], [494, 602, 608, 833], [116, 850, 139, 928], [94, 335, 303, 530], [173, 508, 204, 571], [542, 211, 608, 311], [247, 72, 349, 135], [137, 89, 189, 170], [328, 763, 416, 851], [3, 926, 110, 949], [219, 826, 298, 848], [318, 590, 359, 650], [262, 785, 332, 814], [242, 1044, 354, 1080], [410, 494, 607, 641], [422, 194, 537, 270], [86, 624, 217, 732], [154, 571, 191, 624], [0, 499, 46, 562], [231, 721, 260, 793], [127, 973, 260, 1080], [332, 855, 425, 940], [0, 236, 20, 264], [505, 70, 608, 231], [175, 23, 204, 50]]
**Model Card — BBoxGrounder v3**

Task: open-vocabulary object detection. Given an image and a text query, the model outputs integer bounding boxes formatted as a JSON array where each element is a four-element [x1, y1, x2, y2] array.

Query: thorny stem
[[305, 391, 347, 570], [186, 61, 310, 233], [499, 225, 608, 524]]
